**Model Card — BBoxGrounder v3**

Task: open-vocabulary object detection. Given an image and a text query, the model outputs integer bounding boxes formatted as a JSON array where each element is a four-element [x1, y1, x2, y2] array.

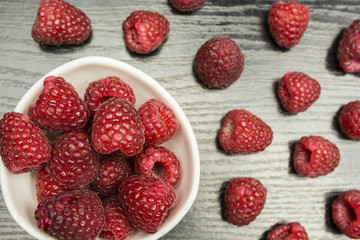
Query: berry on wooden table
[[338, 100, 360, 140], [224, 177, 267, 226], [277, 72, 321, 113], [332, 189, 360, 239], [122, 10, 170, 54], [268, 1, 310, 48], [266, 222, 309, 240], [218, 109, 273, 154], [31, 0, 91, 46], [293, 135, 340, 178], [337, 19, 360, 73], [169, 0, 206, 12], [194, 36, 245, 88]]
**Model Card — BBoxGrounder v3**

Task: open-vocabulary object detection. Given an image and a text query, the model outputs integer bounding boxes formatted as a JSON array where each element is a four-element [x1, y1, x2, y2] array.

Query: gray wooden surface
[[1, 0, 360, 239]]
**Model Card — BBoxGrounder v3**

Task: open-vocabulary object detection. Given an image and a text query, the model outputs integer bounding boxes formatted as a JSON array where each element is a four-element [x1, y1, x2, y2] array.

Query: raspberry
[[100, 195, 134, 240], [35, 167, 69, 202], [46, 130, 99, 189], [277, 72, 321, 113], [35, 189, 105, 240], [138, 99, 179, 146], [337, 20, 360, 73], [91, 156, 133, 197], [293, 135, 340, 178], [91, 98, 145, 156], [268, 1, 310, 48], [267, 222, 309, 240], [218, 109, 273, 154], [224, 177, 267, 226], [28, 76, 90, 132], [0, 112, 51, 174], [118, 175, 178, 234], [169, 0, 205, 12], [338, 100, 360, 140], [84, 76, 136, 115], [31, 0, 91, 46], [194, 37, 245, 88], [135, 146, 181, 187], [332, 189, 360, 239], [122, 10, 170, 54]]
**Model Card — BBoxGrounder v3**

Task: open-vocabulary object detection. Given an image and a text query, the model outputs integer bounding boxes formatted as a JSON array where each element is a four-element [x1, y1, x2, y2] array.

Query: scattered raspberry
[[84, 76, 136, 115], [28, 76, 90, 132], [35, 189, 105, 240], [267, 222, 309, 240], [138, 99, 179, 146], [118, 175, 178, 234], [268, 1, 310, 48], [46, 130, 99, 189], [35, 167, 70, 202], [122, 10, 170, 54], [0, 112, 51, 174], [293, 135, 340, 178], [194, 37, 245, 88], [277, 72, 321, 113], [100, 195, 134, 240], [169, 0, 205, 12], [91, 98, 144, 155], [224, 177, 267, 226], [91, 157, 133, 198], [338, 100, 360, 140], [332, 189, 360, 239], [31, 0, 91, 46], [218, 109, 273, 154], [135, 146, 181, 187], [337, 20, 360, 73]]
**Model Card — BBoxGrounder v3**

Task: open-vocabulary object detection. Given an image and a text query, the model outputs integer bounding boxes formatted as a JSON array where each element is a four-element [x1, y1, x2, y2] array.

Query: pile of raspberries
[[1, 0, 360, 240]]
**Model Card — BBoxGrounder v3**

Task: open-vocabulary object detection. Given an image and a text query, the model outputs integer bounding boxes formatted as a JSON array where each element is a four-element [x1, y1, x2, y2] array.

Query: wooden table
[[0, 1, 359, 239]]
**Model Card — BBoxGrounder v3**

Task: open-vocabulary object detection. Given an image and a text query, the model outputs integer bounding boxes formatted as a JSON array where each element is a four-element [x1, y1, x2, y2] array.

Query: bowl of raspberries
[[0, 56, 200, 240]]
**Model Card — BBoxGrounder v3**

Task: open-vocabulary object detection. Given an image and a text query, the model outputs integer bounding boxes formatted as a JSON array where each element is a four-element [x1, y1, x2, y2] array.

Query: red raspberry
[[277, 72, 321, 113], [224, 177, 267, 226], [46, 130, 99, 189], [122, 10, 170, 54], [293, 135, 340, 178], [91, 98, 145, 156], [337, 20, 360, 73], [35, 166, 70, 202], [169, 0, 205, 12], [332, 189, 360, 239], [100, 195, 134, 240], [138, 99, 179, 146], [84, 76, 136, 115], [31, 0, 91, 46], [267, 222, 309, 240], [0, 112, 51, 174], [218, 109, 273, 154], [194, 37, 245, 88], [118, 175, 178, 234], [91, 156, 133, 197], [28, 76, 90, 132], [135, 146, 181, 187], [338, 100, 360, 140], [268, 1, 310, 48], [35, 189, 105, 240]]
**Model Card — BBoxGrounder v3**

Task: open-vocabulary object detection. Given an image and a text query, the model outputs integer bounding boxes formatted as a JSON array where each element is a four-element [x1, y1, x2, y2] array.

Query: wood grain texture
[[0, 0, 359, 239]]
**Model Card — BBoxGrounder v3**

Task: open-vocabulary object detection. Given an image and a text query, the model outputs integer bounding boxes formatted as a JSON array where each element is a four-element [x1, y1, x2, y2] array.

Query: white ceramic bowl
[[0, 56, 200, 240]]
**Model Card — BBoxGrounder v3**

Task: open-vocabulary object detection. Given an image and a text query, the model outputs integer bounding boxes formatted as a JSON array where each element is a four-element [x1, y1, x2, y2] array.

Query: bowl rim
[[0, 56, 200, 240]]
